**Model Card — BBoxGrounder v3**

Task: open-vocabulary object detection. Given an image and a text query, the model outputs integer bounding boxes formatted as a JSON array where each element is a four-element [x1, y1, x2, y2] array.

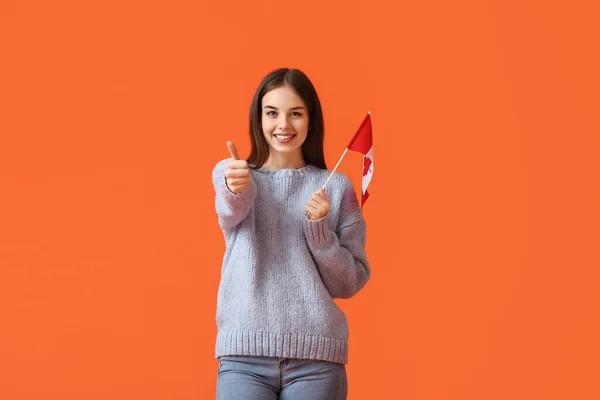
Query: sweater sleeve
[[303, 176, 370, 299], [212, 159, 257, 230]]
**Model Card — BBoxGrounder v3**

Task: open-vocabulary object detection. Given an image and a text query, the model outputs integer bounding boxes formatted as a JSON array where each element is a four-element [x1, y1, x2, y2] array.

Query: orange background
[[1, 0, 599, 399]]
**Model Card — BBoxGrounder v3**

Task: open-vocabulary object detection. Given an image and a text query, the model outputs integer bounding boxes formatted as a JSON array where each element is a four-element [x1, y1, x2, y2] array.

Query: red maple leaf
[[362, 156, 372, 177]]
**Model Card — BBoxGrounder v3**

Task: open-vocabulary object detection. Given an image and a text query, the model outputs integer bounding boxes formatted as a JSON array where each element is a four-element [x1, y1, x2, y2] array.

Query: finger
[[306, 199, 322, 211], [227, 141, 240, 161], [230, 186, 245, 194], [316, 188, 329, 202], [228, 159, 248, 169], [309, 197, 329, 214], [312, 193, 330, 207], [226, 168, 250, 179], [305, 205, 318, 218], [227, 177, 250, 187], [311, 192, 327, 205], [229, 182, 249, 193], [305, 201, 319, 211]]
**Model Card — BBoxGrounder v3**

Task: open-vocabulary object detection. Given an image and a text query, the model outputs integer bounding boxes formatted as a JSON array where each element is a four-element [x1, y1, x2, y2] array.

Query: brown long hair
[[247, 68, 327, 169]]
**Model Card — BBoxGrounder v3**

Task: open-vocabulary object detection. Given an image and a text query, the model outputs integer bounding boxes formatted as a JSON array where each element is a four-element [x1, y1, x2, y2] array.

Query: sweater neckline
[[252, 164, 318, 177]]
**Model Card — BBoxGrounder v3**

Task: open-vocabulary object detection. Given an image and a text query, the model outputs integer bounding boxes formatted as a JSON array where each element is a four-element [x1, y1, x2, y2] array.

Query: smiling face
[[261, 85, 309, 166]]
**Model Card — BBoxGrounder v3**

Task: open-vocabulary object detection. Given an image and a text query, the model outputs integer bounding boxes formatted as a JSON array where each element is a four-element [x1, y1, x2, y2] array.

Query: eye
[[291, 112, 302, 117], [266, 110, 276, 116]]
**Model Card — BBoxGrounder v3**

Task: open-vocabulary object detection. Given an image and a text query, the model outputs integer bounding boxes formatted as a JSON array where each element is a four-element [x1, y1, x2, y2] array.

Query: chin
[[272, 144, 302, 153]]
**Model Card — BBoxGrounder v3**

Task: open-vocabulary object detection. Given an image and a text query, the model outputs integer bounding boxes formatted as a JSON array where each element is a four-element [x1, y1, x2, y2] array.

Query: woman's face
[[261, 85, 309, 159]]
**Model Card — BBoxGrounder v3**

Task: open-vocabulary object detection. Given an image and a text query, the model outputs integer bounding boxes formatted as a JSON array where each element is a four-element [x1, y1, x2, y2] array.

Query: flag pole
[[322, 111, 371, 190], [323, 148, 348, 189]]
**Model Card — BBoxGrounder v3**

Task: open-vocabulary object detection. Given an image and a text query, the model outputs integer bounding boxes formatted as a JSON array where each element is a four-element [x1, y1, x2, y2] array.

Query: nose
[[277, 115, 290, 130]]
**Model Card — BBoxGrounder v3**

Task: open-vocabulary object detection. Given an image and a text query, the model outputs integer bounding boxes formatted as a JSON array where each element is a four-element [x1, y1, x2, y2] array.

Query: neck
[[262, 151, 307, 170]]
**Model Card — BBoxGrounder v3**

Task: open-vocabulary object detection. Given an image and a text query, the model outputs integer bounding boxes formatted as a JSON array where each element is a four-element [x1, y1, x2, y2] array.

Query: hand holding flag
[[305, 188, 330, 221]]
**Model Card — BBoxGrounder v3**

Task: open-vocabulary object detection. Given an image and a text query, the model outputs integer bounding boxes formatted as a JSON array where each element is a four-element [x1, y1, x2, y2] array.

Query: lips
[[273, 133, 296, 144]]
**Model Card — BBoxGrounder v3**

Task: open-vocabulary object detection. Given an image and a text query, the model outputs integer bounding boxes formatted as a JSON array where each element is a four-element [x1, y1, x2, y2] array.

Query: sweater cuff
[[303, 214, 332, 246], [221, 174, 256, 203], [223, 176, 237, 196]]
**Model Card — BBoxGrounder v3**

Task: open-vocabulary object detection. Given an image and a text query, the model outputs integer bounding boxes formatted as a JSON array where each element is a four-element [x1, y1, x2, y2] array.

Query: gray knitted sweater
[[212, 158, 370, 364]]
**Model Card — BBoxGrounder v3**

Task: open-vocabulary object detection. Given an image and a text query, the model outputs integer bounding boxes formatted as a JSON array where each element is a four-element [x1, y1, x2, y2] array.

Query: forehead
[[262, 85, 306, 107]]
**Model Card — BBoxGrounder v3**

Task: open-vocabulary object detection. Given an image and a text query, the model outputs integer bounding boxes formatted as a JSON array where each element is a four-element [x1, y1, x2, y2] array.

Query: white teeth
[[275, 134, 293, 139]]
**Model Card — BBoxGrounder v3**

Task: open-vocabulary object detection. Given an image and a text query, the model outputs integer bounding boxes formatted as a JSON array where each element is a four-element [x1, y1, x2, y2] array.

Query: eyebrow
[[264, 105, 305, 111]]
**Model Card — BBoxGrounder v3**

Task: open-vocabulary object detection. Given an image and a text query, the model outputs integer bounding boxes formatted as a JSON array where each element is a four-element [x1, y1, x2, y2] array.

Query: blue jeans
[[216, 355, 348, 399]]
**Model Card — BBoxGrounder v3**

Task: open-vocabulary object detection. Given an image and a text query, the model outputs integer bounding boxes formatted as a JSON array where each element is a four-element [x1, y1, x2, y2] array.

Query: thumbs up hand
[[225, 141, 252, 194]]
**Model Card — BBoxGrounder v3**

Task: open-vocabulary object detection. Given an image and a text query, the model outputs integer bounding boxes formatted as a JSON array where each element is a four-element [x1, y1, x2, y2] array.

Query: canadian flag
[[347, 113, 373, 206]]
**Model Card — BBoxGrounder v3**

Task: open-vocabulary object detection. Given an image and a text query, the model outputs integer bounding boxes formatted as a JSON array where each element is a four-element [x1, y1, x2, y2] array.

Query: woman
[[212, 67, 370, 399]]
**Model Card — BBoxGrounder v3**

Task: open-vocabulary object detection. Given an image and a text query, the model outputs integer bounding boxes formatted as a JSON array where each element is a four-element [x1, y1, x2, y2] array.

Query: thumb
[[226, 141, 240, 161]]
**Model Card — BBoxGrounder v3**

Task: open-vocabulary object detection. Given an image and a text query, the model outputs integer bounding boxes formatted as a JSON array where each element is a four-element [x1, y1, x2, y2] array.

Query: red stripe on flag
[[362, 190, 370, 206], [347, 114, 372, 155]]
